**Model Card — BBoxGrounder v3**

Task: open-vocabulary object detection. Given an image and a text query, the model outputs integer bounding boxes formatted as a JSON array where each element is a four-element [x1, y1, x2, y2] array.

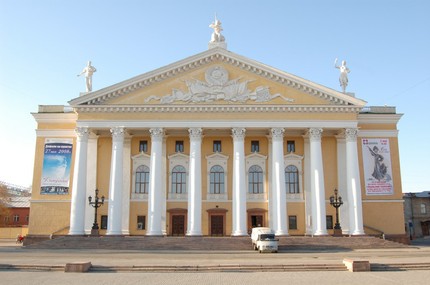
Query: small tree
[[0, 184, 11, 226]]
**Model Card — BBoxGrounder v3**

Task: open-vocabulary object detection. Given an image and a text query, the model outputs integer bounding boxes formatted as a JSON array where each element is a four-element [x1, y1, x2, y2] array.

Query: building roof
[[404, 191, 430, 198], [1, 196, 30, 208]]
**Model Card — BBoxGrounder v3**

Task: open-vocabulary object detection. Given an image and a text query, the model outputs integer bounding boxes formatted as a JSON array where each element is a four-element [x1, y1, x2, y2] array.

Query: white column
[[303, 137, 313, 235], [268, 138, 275, 230], [345, 128, 365, 235], [271, 128, 288, 236], [309, 128, 327, 236], [84, 133, 98, 234], [161, 137, 167, 235], [187, 127, 203, 236], [107, 127, 125, 235], [336, 134, 350, 234], [69, 127, 89, 235], [231, 128, 247, 236], [122, 136, 131, 235], [147, 128, 164, 235]]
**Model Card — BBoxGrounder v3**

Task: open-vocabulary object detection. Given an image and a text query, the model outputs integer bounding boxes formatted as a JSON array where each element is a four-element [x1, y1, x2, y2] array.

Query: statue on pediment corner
[[77, 61, 97, 92], [334, 58, 350, 93], [209, 17, 225, 43]]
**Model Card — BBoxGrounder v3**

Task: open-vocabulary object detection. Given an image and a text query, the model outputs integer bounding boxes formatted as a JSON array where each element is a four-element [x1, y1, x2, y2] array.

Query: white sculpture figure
[[334, 58, 350, 93], [77, 61, 97, 92], [209, 17, 225, 43]]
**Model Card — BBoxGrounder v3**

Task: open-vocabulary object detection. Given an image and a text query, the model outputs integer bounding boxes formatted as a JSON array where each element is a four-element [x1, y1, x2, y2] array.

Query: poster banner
[[362, 138, 393, 195], [40, 139, 73, 194]]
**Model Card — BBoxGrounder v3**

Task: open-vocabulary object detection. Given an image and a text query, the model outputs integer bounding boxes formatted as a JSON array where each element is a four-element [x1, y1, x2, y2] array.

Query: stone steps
[[371, 263, 430, 271], [24, 235, 407, 251]]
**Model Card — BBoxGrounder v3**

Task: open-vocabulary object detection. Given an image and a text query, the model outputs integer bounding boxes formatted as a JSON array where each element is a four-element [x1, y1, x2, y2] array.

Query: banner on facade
[[362, 138, 393, 195], [40, 139, 73, 194]]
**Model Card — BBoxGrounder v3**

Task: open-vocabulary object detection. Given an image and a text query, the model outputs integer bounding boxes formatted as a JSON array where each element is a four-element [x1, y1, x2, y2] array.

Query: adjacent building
[[28, 21, 406, 243], [404, 191, 430, 239]]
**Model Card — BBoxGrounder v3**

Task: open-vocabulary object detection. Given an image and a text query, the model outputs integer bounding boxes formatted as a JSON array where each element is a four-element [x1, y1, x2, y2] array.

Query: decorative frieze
[[74, 105, 363, 114]]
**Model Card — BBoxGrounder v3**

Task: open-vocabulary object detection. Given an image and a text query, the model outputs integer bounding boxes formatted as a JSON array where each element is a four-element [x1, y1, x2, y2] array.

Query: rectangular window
[[213, 140, 222, 152], [421, 203, 427, 214], [289, 215, 297, 230], [326, 215, 333, 230], [175, 141, 184, 153], [251, 140, 260, 153], [287, 140, 295, 153], [101, 215, 108, 230], [139, 140, 148, 152], [13, 215, 19, 222], [137, 216, 146, 230]]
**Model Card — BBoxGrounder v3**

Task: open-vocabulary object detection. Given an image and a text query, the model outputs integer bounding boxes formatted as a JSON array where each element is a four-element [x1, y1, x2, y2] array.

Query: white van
[[251, 227, 278, 253]]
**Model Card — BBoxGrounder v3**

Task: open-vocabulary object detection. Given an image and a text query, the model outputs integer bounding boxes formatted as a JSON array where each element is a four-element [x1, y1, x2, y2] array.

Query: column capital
[[232, 127, 246, 141], [75, 127, 90, 141], [308, 128, 323, 142], [271, 128, 285, 140], [149, 128, 164, 142], [188, 127, 203, 141], [345, 128, 358, 142], [110, 126, 125, 137]]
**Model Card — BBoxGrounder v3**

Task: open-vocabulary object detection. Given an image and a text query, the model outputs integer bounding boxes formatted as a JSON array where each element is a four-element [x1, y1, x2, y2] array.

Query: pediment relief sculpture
[[145, 66, 294, 104]]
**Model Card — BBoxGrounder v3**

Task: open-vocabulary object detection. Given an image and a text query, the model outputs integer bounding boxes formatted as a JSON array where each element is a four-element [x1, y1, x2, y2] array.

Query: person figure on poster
[[334, 58, 350, 93], [77, 61, 97, 92], [368, 146, 388, 181]]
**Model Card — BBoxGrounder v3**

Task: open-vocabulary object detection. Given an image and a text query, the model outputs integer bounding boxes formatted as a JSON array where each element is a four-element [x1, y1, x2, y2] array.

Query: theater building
[[28, 24, 405, 241]]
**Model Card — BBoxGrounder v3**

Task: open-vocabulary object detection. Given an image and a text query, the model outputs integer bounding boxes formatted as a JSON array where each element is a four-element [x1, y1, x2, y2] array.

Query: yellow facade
[[28, 47, 405, 241]]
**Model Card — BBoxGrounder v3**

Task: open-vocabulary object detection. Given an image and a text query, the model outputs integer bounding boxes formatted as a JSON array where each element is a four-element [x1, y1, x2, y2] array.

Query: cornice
[[32, 112, 77, 124], [69, 48, 367, 107], [358, 113, 403, 125], [73, 104, 363, 114]]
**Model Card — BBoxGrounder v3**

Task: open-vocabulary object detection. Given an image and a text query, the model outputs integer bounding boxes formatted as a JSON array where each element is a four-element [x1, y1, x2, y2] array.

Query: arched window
[[135, 165, 150, 194], [248, 165, 263, 194], [210, 165, 224, 194], [285, 165, 299, 194], [172, 165, 187, 194]]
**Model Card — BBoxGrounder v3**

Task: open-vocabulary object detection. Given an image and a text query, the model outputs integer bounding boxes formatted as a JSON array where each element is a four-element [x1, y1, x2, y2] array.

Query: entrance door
[[251, 215, 263, 228], [211, 215, 224, 236], [172, 215, 185, 236]]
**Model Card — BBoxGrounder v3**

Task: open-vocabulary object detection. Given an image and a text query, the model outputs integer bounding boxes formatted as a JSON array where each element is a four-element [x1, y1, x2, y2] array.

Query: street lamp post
[[88, 189, 105, 236], [329, 188, 343, 236]]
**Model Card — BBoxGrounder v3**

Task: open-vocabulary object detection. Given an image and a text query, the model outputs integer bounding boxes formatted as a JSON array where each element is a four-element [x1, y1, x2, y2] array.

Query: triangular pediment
[[69, 48, 366, 110], [206, 153, 229, 160]]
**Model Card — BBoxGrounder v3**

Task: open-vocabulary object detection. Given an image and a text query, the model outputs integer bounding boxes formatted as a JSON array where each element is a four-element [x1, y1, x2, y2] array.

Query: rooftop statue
[[77, 61, 97, 92], [334, 58, 350, 93], [209, 17, 225, 43]]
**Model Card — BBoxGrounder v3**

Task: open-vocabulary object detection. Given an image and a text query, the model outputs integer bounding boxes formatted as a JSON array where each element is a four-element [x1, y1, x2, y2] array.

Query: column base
[[68, 230, 85, 235], [231, 231, 248, 236], [313, 230, 328, 236], [106, 231, 123, 235], [146, 231, 164, 236], [186, 231, 203, 236], [351, 230, 366, 236], [275, 230, 289, 236]]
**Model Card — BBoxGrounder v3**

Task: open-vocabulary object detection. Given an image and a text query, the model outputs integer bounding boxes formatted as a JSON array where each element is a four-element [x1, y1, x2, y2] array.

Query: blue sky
[[1, 0, 429, 192]]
